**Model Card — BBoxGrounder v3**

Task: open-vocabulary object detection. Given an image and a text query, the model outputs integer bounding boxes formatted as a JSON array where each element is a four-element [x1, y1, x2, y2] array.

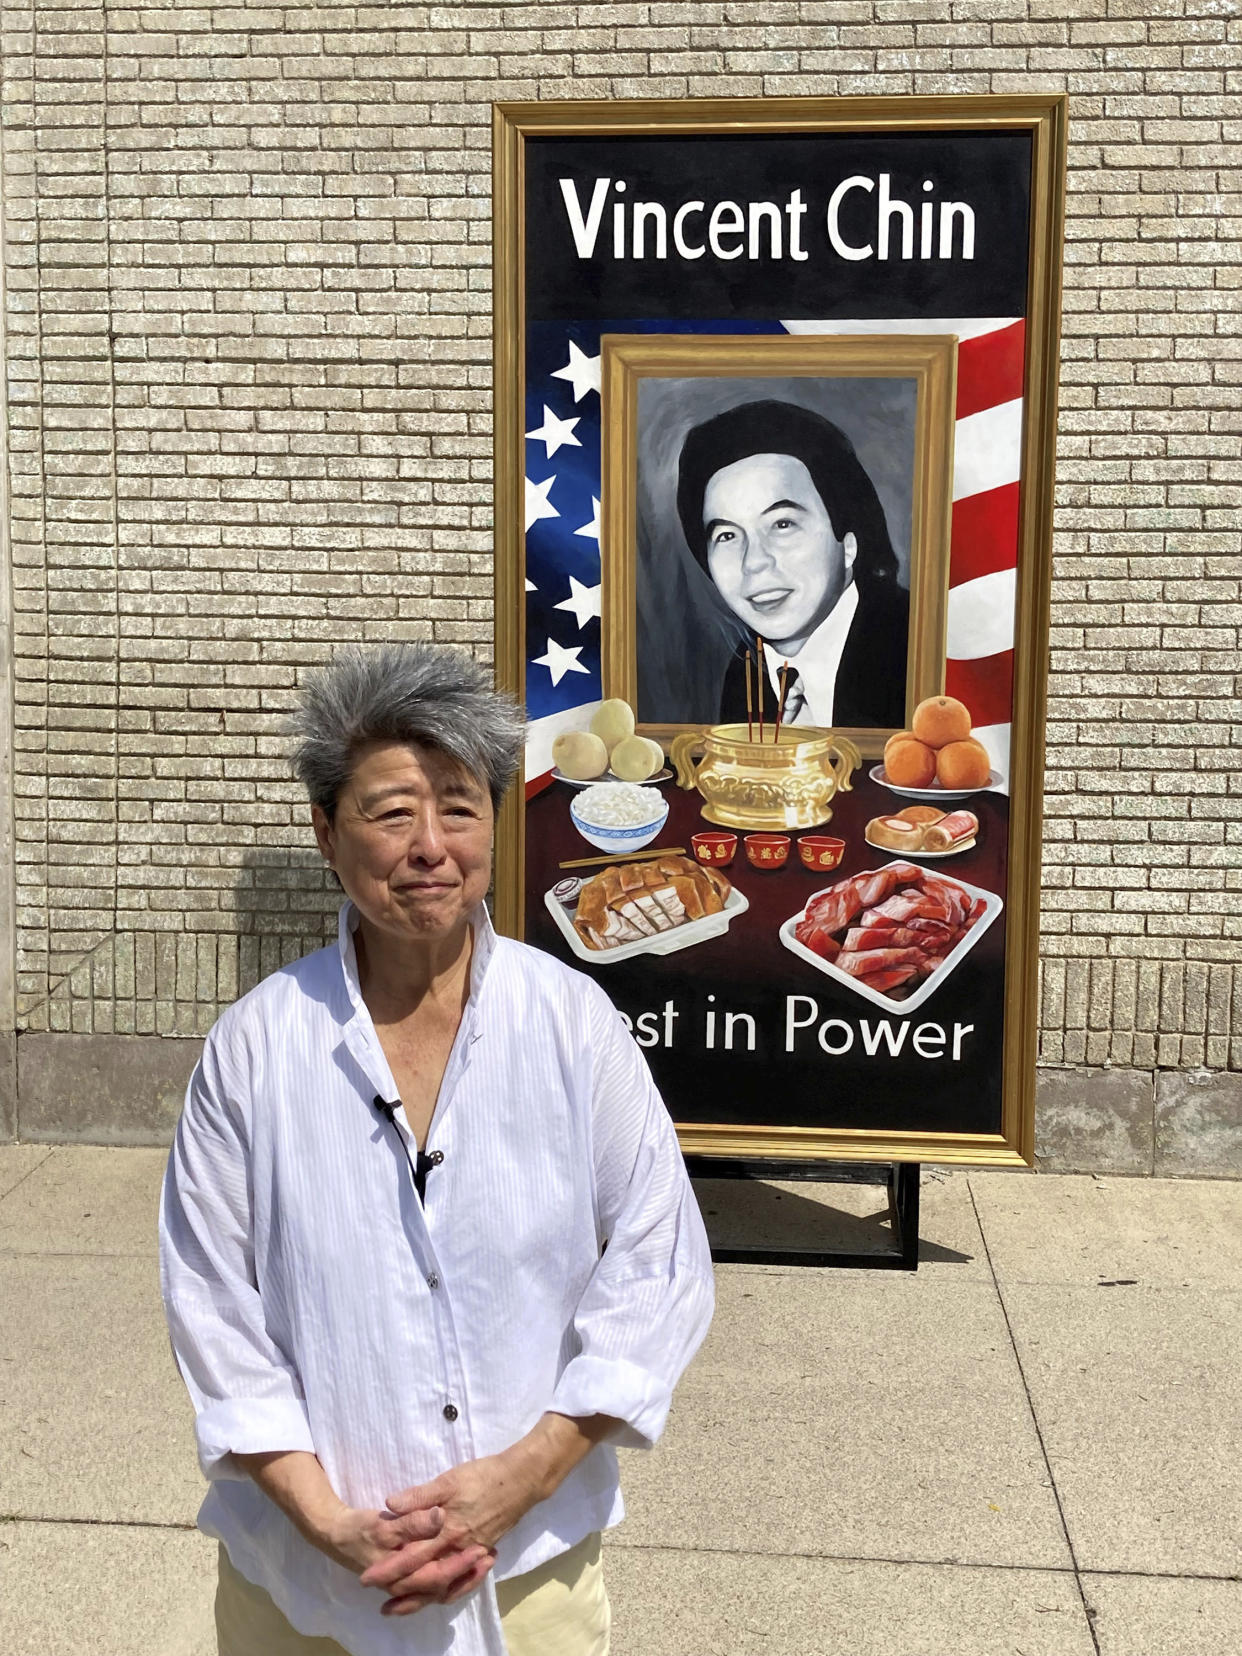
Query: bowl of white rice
[[569, 781, 670, 853]]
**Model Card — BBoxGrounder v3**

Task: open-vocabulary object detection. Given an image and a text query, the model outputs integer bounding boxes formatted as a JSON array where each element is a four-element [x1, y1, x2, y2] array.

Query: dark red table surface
[[524, 763, 1010, 996]]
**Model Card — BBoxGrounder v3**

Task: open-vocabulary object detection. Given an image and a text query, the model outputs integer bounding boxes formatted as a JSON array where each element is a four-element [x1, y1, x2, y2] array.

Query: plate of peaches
[[872, 695, 1002, 802]]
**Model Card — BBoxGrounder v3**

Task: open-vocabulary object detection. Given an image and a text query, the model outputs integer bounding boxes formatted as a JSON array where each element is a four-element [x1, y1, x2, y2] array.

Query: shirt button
[[428, 1150, 445, 1167], [426, 1272, 440, 1290], [443, 1403, 458, 1422]]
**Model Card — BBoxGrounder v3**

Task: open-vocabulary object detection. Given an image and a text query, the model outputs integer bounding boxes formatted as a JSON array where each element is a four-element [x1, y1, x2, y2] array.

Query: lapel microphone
[[372, 1096, 441, 1203]]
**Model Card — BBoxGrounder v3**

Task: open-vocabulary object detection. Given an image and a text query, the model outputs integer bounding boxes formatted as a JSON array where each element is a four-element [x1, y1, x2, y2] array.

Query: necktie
[[781, 667, 807, 723]]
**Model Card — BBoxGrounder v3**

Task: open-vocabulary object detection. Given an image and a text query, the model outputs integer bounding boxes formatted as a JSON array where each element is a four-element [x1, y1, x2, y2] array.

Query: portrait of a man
[[675, 398, 909, 730], [600, 333, 956, 751]]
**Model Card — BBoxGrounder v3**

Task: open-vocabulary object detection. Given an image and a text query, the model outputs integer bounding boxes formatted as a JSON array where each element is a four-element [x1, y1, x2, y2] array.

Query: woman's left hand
[[360, 1449, 541, 1614], [362, 1414, 616, 1615]]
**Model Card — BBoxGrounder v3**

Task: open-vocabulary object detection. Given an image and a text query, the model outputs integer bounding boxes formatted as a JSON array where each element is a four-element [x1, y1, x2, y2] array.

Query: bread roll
[[867, 815, 924, 852]]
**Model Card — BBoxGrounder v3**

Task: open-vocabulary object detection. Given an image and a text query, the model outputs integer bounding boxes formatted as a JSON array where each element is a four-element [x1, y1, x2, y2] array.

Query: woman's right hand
[[234, 1452, 491, 1615], [322, 1504, 494, 1609]]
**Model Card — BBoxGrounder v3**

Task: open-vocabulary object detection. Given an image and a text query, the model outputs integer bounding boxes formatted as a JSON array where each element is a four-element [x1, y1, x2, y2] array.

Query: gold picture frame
[[493, 95, 1068, 1170], [599, 331, 957, 757]]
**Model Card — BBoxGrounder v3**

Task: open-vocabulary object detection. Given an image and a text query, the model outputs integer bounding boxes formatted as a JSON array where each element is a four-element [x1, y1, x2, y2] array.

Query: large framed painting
[[493, 96, 1067, 1167]]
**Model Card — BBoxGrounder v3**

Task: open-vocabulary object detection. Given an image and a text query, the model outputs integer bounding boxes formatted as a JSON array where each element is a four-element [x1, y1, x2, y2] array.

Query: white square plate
[[778, 862, 1003, 1014]]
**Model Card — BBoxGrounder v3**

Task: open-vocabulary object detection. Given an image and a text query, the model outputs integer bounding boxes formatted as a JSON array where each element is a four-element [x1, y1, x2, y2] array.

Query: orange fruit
[[912, 695, 972, 749], [884, 737, 937, 788], [884, 729, 916, 759], [935, 737, 992, 791]]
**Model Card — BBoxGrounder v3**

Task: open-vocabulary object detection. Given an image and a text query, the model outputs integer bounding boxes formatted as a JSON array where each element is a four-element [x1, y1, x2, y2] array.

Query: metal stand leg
[[888, 1161, 921, 1271]]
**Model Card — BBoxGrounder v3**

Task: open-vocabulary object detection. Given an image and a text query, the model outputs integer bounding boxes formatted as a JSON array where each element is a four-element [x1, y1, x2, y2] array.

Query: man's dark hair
[[675, 399, 898, 596]]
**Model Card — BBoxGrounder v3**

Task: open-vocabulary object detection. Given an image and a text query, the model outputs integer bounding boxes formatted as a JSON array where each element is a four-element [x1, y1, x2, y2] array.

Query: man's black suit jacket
[[717, 581, 910, 731]]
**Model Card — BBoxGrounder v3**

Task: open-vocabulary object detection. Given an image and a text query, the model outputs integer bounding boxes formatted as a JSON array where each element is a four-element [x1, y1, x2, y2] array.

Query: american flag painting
[[524, 316, 1024, 790]]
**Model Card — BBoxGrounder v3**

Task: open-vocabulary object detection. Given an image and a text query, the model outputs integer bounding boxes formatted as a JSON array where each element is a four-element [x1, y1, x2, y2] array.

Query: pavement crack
[[0, 1149, 57, 1206], [968, 1178, 1103, 1656]]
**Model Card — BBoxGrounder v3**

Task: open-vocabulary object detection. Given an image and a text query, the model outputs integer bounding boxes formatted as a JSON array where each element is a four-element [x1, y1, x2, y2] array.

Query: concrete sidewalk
[[1, 1147, 1239, 1655]]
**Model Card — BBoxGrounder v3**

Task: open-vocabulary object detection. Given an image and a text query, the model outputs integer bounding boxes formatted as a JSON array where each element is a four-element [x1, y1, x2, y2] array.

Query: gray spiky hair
[[288, 642, 525, 817]]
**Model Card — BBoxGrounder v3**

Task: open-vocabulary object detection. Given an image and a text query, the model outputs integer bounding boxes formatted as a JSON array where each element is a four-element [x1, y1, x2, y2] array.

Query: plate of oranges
[[871, 695, 1002, 801]]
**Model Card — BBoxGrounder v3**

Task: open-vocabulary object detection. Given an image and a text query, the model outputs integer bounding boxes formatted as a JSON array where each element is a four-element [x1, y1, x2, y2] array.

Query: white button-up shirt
[[159, 902, 714, 1656], [766, 578, 860, 727]]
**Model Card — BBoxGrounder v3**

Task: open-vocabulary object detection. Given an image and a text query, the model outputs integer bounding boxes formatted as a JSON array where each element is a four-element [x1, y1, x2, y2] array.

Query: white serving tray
[[778, 862, 1003, 1014], [545, 883, 749, 965]]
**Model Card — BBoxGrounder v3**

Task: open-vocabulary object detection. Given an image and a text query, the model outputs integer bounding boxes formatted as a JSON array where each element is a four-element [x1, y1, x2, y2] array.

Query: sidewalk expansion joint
[[967, 1177, 1103, 1656], [0, 1248, 157, 1260], [606, 1539, 1242, 1583], [0, 1515, 198, 1533]]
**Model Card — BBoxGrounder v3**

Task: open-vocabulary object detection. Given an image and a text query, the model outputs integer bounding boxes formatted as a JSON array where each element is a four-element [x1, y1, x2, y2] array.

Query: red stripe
[[949, 482, 1021, 589], [526, 771, 553, 801], [955, 320, 1026, 421], [945, 651, 1014, 732]]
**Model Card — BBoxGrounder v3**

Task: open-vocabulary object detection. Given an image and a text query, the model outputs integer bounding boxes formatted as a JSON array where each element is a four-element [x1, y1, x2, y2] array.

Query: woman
[[159, 642, 714, 1656], [676, 398, 910, 730]]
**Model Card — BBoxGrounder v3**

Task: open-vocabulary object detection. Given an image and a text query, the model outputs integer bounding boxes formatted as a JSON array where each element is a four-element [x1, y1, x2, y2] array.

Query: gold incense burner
[[670, 724, 862, 832]]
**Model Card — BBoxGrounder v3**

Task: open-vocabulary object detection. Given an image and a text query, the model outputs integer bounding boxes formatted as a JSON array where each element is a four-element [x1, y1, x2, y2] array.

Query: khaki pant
[[215, 1535, 610, 1656]]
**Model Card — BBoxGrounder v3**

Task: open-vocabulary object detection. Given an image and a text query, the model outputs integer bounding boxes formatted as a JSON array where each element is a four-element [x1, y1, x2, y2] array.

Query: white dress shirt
[[765, 578, 860, 727], [159, 901, 714, 1656]]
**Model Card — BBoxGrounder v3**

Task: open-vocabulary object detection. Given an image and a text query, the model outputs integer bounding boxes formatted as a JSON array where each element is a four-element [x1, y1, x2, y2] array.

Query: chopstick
[[775, 661, 790, 741], [558, 845, 686, 871]]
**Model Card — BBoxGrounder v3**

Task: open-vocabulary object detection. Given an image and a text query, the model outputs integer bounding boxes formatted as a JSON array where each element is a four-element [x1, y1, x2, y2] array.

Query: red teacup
[[797, 835, 846, 872], [744, 833, 791, 870], [691, 830, 738, 868]]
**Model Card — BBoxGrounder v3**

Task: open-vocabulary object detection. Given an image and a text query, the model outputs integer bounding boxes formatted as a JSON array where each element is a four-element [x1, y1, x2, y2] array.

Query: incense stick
[[756, 636, 766, 741], [775, 661, 790, 741], [558, 845, 686, 871], [744, 649, 754, 742]]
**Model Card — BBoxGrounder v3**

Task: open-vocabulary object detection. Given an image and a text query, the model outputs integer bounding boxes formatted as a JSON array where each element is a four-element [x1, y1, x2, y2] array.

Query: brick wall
[[0, 4, 1238, 1129]]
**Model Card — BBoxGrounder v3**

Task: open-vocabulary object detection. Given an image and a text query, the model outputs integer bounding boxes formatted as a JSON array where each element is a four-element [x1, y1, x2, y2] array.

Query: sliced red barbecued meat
[[802, 863, 927, 936], [796, 864, 988, 991], [860, 890, 937, 926], [793, 915, 842, 961], [841, 923, 934, 952], [905, 916, 955, 939], [835, 946, 927, 980], [858, 966, 925, 995]]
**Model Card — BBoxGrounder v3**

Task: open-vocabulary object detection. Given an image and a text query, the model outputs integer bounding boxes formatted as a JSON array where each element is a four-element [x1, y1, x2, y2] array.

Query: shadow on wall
[[235, 849, 341, 996]]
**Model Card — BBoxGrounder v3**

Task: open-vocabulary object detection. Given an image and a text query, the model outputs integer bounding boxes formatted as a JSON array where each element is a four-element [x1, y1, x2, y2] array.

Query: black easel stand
[[683, 1157, 921, 1271]]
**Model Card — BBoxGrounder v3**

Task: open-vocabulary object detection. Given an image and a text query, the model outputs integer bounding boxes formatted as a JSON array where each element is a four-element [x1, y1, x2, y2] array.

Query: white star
[[526, 404, 581, 458], [574, 496, 601, 542], [531, 637, 590, 688], [555, 576, 602, 631], [525, 577, 537, 593], [525, 474, 559, 532], [551, 341, 601, 403]]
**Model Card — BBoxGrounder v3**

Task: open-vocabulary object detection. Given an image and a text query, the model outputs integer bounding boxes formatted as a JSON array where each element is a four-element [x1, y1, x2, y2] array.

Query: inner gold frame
[[493, 95, 1068, 1170], [600, 332, 957, 758]]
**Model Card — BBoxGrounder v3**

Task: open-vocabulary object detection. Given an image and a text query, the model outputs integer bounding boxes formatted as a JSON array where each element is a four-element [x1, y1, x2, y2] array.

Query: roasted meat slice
[[570, 855, 730, 950]]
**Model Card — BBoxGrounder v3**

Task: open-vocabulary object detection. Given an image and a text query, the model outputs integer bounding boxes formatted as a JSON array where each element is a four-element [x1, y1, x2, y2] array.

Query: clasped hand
[[340, 1450, 542, 1618]]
